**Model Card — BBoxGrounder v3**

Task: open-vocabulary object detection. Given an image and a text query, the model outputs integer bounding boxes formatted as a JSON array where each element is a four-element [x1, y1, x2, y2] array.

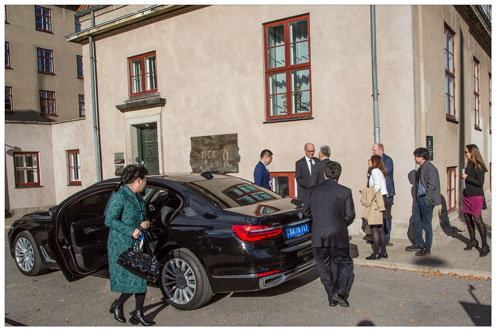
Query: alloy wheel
[[162, 257, 197, 305], [15, 237, 35, 272]]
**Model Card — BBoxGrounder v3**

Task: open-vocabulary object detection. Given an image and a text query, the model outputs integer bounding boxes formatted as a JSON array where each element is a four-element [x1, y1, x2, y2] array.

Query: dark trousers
[[313, 246, 354, 304]]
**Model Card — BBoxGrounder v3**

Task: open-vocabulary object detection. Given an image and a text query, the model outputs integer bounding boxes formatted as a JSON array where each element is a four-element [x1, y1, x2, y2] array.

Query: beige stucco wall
[[81, 5, 417, 238]]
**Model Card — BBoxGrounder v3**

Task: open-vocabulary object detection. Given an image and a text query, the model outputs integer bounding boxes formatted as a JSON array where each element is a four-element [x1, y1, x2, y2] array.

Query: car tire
[[13, 231, 47, 276], [159, 248, 213, 310]]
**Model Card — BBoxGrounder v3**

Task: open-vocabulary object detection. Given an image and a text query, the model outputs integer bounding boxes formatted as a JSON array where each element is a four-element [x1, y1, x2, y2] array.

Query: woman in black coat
[[461, 144, 489, 257]]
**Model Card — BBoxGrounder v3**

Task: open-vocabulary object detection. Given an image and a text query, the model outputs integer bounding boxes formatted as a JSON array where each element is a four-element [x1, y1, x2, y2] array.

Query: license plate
[[285, 222, 310, 239]]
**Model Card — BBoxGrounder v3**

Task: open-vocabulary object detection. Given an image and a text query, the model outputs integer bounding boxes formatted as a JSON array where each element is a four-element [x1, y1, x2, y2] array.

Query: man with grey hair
[[311, 145, 332, 186]]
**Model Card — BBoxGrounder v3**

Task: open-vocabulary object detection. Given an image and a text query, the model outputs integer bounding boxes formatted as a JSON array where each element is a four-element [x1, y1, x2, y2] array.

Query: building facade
[[6, 5, 491, 241]]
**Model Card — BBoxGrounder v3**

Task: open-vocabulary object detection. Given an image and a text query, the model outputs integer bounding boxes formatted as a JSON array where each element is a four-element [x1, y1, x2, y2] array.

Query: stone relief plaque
[[190, 133, 240, 174]]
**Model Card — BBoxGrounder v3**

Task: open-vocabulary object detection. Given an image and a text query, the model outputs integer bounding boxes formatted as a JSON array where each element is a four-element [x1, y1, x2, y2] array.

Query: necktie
[[309, 159, 313, 174]]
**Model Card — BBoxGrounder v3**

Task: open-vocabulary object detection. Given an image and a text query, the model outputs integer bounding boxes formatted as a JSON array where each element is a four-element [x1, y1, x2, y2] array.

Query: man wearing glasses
[[295, 142, 320, 203]]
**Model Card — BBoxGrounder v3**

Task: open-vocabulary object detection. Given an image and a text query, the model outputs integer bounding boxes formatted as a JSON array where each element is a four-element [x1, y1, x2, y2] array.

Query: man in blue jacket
[[254, 149, 273, 190], [372, 143, 395, 245]]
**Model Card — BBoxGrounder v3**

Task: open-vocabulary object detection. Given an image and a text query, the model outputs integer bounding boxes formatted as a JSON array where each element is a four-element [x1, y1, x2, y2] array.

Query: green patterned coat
[[105, 184, 147, 293]]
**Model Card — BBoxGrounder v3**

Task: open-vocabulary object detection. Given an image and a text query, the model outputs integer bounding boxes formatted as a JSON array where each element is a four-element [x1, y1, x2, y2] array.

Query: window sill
[[264, 116, 313, 124], [15, 185, 42, 189], [116, 93, 166, 112], [77, 76, 83, 79], [475, 126, 482, 132], [35, 30, 54, 34], [41, 113, 58, 116], [446, 116, 459, 124], [38, 72, 56, 75], [5, 66, 12, 69], [68, 183, 82, 186]]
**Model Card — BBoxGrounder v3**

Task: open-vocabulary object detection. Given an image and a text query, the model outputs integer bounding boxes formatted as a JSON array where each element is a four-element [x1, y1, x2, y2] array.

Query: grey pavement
[[4, 198, 491, 279]]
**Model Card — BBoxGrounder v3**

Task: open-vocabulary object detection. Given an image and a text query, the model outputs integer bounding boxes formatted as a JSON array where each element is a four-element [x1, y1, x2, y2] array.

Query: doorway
[[134, 122, 159, 174]]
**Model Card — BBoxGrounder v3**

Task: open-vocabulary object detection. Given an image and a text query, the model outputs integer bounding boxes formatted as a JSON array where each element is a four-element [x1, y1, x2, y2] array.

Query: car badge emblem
[[298, 212, 303, 220]]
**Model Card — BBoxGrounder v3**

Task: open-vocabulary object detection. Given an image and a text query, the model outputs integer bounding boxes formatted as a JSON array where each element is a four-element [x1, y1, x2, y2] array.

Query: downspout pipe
[[370, 5, 380, 143], [89, 10, 103, 181]]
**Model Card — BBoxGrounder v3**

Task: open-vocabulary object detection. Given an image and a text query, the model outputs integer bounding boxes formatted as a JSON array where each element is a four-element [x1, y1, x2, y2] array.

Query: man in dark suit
[[253, 149, 273, 190], [295, 142, 320, 203], [311, 145, 332, 186], [372, 143, 395, 245], [303, 161, 355, 307]]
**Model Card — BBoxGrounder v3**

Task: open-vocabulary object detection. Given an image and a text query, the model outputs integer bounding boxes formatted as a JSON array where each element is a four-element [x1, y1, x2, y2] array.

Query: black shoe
[[366, 240, 373, 244], [109, 300, 126, 323], [129, 310, 155, 326], [365, 254, 381, 260], [329, 299, 337, 307], [332, 293, 350, 307], [480, 244, 490, 257], [415, 247, 430, 256], [464, 239, 478, 251], [381, 253, 388, 259], [405, 244, 422, 251]]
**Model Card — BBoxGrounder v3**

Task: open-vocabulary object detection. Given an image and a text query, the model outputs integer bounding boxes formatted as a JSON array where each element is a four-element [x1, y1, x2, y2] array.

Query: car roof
[[96, 172, 235, 186]]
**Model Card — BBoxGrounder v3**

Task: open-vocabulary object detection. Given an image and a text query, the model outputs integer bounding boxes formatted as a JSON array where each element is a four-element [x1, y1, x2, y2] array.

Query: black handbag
[[117, 236, 162, 283]]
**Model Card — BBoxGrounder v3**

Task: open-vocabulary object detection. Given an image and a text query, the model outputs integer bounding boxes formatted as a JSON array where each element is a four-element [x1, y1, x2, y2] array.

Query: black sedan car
[[8, 173, 314, 310]]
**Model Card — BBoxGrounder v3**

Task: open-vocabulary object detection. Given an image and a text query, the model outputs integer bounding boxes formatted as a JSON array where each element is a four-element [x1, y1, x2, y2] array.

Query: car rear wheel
[[159, 248, 213, 310], [14, 231, 47, 276]]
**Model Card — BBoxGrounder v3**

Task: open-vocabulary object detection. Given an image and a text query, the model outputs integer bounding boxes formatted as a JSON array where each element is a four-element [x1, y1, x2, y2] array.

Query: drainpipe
[[370, 5, 380, 143], [89, 10, 103, 181]]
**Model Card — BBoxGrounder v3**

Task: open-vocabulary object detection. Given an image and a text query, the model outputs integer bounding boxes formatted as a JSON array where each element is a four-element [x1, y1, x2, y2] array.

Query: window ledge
[[446, 116, 459, 124], [41, 114, 58, 117], [475, 126, 482, 132], [15, 185, 43, 189], [264, 116, 313, 124], [68, 183, 82, 186], [116, 94, 166, 112], [38, 72, 56, 75], [5, 66, 12, 69]]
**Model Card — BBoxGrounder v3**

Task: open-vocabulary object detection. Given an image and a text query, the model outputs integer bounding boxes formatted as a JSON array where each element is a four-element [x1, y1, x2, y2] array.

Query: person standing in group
[[406, 148, 441, 256], [296, 142, 320, 203], [311, 145, 332, 186], [364, 155, 388, 260], [372, 143, 395, 246], [254, 149, 273, 190], [461, 144, 490, 257], [303, 161, 355, 307], [105, 164, 155, 326]]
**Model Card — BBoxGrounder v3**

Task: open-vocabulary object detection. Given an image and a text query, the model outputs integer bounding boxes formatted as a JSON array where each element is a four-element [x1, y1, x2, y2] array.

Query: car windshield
[[184, 178, 280, 209]]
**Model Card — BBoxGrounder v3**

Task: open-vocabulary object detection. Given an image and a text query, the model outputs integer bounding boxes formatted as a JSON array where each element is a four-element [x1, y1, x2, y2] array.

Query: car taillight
[[232, 225, 282, 242]]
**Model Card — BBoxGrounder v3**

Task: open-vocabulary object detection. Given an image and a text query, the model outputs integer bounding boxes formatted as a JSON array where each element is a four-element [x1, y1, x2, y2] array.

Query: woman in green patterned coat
[[105, 164, 155, 326]]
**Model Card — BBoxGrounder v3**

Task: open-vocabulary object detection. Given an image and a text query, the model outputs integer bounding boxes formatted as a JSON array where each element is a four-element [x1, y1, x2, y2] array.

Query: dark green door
[[136, 123, 159, 174]]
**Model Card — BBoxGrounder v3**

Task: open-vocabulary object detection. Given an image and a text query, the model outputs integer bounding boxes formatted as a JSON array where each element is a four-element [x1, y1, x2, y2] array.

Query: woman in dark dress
[[461, 144, 489, 257], [105, 165, 155, 325]]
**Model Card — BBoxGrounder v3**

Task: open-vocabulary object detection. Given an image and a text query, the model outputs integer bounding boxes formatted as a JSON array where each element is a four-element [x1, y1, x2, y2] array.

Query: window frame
[[444, 24, 456, 120], [447, 167, 457, 213], [13, 152, 41, 188], [77, 55, 83, 78], [263, 14, 313, 121], [67, 149, 82, 185], [35, 5, 52, 33], [79, 94, 85, 117], [39, 90, 56, 115], [37, 47, 54, 74], [75, 16, 81, 33], [5, 41, 11, 68], [128, 51, 158, 97], [270, 171, 297, 198], [473, 58, 481, 130], [5, 86, 13, 112]]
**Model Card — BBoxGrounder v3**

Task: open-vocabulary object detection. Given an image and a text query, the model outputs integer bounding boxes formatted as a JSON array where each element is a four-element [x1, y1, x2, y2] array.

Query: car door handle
[[84, 226, 99, 235]]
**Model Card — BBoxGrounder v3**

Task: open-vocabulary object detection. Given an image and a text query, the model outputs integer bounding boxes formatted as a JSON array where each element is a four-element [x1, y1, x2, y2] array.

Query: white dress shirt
[[368, 168, 388, 195]]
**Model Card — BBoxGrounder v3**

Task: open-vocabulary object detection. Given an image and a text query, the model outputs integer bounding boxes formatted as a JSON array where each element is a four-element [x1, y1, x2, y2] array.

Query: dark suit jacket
[[303, 179, 355, 248], [381, 153, 395, 197], [311, 158, 332, 186], [414, 160, 441, 206], [296, 156, 320, 201], [254, 161, 271, 190]]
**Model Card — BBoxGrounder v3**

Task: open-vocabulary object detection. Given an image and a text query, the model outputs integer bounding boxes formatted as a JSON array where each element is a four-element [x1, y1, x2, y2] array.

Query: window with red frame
[[40, 90, 56, 115], [447, 167, 456, 212], [128, 51, 157, 96], [474, 58, 480, 130], [5, 86, 13, 112], [77, 55, 83, 78], [5, 42, 10, 68], [75, 16, 81, 33], [264, 15, 312, 120], [271, 172, 297, 198], [14, 152, 40, 187], [444, 25, 455, 119], [67, 150, 81, 185], [489, 73, 492, 134], [35, 5, 51, 32], [37, 48, 54, 73], [79, 94, 85, 117]]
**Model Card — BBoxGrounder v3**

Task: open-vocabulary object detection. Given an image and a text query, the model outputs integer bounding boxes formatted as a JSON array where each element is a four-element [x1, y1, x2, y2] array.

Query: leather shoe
[[332, 293, 350, 307], [381, 253, 388, 259], [480, 244, 490, 257], [405, 244, 422, 251], [415, 247, 430, 256], [329, 299, 337, 307], [464, 239, 478, 251], [109, 300, 126, 323], [386, 242, 394, 246], [129, 310, 155, 326], [365, 254, 381, 260]]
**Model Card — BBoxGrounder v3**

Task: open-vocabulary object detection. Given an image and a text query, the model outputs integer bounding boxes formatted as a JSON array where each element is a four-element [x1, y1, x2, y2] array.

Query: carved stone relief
[[190, 133, 240, 174]]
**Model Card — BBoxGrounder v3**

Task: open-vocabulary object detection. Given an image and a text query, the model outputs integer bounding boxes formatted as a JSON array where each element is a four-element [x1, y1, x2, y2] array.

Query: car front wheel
[[14, 231, 46, 276], [159, 248, 213, 310]]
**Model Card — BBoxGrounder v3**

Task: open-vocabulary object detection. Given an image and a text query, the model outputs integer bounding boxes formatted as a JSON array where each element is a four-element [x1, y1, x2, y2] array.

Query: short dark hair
[[260, 149, 273, 159], [320, 145, 331, 158], [324, 161, 341, 181], [120, 164, 148, 184], [413, 147, 430, 160]]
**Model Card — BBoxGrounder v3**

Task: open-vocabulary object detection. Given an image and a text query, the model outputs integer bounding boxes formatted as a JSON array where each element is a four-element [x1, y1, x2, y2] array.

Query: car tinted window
[[71, 190, 113, 221], [185, 178, 279, 209]]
